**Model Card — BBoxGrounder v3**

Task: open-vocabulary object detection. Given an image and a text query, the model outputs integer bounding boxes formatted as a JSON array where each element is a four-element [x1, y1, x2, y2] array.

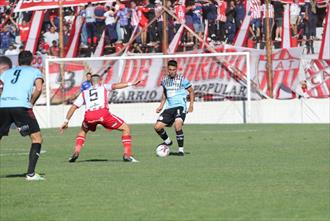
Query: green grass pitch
[[0, 124, 329, 221]]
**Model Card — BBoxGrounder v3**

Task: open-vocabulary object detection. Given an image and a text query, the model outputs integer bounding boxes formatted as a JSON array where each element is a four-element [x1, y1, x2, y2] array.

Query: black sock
[[156, 128, 169, 141], [27, 143, 41, 176], [176, 130, 184, 147]]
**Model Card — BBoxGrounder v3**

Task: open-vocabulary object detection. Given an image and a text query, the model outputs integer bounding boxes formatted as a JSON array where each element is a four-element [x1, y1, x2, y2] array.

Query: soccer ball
[[156, 144, 170, 157]]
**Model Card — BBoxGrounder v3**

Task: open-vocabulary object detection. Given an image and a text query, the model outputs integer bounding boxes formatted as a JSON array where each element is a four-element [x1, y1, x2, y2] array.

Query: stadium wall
[[34, 99, 329, 128]]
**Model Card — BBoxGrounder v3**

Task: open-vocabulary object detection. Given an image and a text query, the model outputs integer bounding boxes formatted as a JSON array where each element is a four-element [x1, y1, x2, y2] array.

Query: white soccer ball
[[156, 144, 170, 157]]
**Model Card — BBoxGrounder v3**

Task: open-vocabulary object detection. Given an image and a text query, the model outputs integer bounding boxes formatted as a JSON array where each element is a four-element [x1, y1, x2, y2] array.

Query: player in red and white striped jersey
[[60, 74, 140, 163]]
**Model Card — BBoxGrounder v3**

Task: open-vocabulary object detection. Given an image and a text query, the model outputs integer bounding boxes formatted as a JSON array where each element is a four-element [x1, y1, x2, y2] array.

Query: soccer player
[[0, 51, 45, 181], [81, 72, 92, 91], [154, 60, 195, 156], [0, 56, 13, 94], [59, 74, 140, 163]]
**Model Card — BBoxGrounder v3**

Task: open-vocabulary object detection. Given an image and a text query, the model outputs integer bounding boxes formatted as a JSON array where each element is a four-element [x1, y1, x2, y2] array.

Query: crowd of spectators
[[0, 0, 327, 56]]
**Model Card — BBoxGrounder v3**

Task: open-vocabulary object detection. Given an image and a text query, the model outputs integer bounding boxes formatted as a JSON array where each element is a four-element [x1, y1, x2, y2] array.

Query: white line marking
[[0, 150, 47, 157]]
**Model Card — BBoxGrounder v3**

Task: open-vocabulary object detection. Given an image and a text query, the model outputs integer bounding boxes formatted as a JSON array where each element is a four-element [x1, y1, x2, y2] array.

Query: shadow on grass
[[75, 159, 123, 163], [1, 173, 46, 178], [169, 152, 191, 156]]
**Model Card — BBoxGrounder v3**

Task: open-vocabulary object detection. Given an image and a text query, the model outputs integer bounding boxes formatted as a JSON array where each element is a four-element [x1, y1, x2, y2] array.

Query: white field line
[[0, 150, 47, 157]]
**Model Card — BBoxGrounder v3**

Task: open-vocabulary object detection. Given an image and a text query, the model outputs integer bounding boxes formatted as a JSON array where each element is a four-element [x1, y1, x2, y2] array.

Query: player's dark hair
[[0, 56, 12, 68], [86, 72, 92, 76], [18, 50, 33, 66], [168, 60, 177, 67]]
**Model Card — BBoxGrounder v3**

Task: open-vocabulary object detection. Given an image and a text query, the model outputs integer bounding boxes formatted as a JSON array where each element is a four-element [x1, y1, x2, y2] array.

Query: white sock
[[165, 138, 172, 145], [178, 147, 184, 153]]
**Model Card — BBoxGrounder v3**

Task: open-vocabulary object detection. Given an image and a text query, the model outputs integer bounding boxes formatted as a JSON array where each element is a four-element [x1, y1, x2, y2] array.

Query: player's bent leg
[[154, 122, 172, 146], [174, 119, 185, 156], [117, 123, 138, 163], [26, 132, 44, 179], [69, 129, 88, 163]]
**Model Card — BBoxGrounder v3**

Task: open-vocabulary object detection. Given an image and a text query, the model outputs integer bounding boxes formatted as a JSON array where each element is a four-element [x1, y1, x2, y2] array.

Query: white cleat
[[26, 173, 45, 181]]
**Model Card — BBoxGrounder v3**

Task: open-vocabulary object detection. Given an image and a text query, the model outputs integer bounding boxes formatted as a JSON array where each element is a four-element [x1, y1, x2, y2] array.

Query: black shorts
[[157, 106, 186, 127], [0, 107, 40, 138]]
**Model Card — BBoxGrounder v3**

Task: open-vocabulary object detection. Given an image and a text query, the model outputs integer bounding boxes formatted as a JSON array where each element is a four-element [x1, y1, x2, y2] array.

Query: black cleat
[[160, 140, 173, 146], [68, 152, 79, 163], [177, 151, 184, 156], [123, 155, 139, 163]]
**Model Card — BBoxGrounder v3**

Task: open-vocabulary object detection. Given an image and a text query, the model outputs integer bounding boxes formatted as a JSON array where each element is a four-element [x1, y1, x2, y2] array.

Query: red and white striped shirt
[[261, 3, 274, 19], [74, 84, 112, 112], [249, 0, 261, 19], [217, 0, 227, 22], [175, 4, 186, 23]]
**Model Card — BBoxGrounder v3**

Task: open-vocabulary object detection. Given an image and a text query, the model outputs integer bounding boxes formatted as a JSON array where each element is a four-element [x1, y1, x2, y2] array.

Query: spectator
[[4, 43, 19, 55], [305, 0, 317, 54], [0, 26, 15, 54], [94, 3, 106, 40], [79, 5, 88, 48], [225, 0, 236, 44], [9, 16, 30, 46], [144, 0, 157, 45], [249, 0, 261, 41], [43, 26, 59, 46], [104, 6, 117, 45], [130, 1, 141, 44], [192, 1, 203, 44], [273, 0, 284, 41], [290, 0, 301, 36], [216, 0, 227, 42], [261, 0, 274, 43], [49, 9, 59, 30], [49, 40, 59, 57], [116, 4, 131, 43], [202, 0, 218, 41], [155, 0, 164, 43], [235, 0, 245, 31], [85, 2, 97, 47]]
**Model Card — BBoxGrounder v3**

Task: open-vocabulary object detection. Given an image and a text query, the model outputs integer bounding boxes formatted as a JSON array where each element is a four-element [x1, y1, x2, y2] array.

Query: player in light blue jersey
[[154, 60, 195, 156], [0, 51, 45, 181]]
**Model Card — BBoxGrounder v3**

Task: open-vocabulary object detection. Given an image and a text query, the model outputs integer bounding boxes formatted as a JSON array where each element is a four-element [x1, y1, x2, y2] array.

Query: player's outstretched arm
[[187, 87, 195, 113], [30, 79, 43, 106], [112, 80, 141, 90], [59, 105, 78, 133]]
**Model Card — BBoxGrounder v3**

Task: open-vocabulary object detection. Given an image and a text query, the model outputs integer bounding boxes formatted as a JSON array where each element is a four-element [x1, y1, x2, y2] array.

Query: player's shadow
[[169, 152, 191, 156], [0, 173, 46, 178], [75, 159, 123, 163]]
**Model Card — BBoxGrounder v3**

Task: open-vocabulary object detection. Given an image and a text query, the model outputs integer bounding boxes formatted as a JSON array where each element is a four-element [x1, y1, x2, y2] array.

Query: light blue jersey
[[161, 74, 192, 112], [0, 66, 43, 108]]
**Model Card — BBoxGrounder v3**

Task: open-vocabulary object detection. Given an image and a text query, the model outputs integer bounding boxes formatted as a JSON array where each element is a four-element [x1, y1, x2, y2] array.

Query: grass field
[[0, 124, 329, 221]]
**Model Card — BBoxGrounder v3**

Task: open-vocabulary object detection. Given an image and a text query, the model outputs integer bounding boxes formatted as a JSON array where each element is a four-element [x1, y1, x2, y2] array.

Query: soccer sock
[[156, 128, 171, 144], [176, 130, 184, 151], [27, 143, 41, 176], [122, 135, 132, 157], [75, 136, 85, 153]]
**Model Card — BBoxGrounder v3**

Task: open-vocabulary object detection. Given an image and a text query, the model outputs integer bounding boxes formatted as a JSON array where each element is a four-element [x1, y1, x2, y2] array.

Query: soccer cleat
[[177, 151, 184, 156], [123, 155, 139, 163], [68, 152, 79, 163], [160, 140, 173, 146], [26, 173, 45, 181]]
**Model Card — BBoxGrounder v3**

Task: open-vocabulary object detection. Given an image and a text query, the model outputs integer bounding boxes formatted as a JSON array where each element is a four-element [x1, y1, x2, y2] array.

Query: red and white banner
[[14, 0, 107, 12], [304, 59, 330, 98], [24, 10, 45, 54], [93, 31, 105, 57], [65, 16, 83, 58], [168, 24, 184, 54], [319, 4, 330, 60]]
